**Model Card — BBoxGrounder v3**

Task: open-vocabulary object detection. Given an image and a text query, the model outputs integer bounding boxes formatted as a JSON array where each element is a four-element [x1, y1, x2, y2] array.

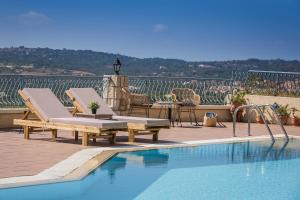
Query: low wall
[[0, 105, 232, 128], [0, 108, 71, 129], [132, 105, 232, 123], [245, 95, 300, 124], [0, 108, 28, 129]]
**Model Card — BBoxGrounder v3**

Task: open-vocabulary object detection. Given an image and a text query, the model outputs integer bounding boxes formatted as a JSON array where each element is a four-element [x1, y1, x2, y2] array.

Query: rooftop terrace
[[0, 70, 299, 186]]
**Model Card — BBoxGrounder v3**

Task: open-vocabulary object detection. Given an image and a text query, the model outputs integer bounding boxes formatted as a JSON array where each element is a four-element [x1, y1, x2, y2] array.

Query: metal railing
[[128, 76, 233, 105], [0, 70, 299, 108], [233, 104, 289, 142], [232, 70, 300, 97], [0, 75, 105, 107]]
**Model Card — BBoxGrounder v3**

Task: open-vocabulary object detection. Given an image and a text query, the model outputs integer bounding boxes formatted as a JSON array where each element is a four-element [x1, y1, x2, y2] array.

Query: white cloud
[[18, 11, 51, 25], [153, 24, 168, 33]]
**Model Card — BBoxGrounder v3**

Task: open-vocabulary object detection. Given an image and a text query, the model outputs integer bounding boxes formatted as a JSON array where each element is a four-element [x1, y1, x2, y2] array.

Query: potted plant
[[290, 107, 299, 126], [88, 101, 100, 114], [255, 106, 267, 124], [230, 90, 247, 121], [275, 104, 290, 125], [164, 94, 174, 102]]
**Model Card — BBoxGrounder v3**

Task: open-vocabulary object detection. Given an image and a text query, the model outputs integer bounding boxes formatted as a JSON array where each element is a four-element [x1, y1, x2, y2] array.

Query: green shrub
[[88, 101, 100, 110], [230, 90, 247, 105], [276, 104, 290, 117]]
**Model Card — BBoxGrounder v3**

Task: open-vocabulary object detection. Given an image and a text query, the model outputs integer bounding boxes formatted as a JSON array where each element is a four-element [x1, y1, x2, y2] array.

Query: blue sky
[[0, 0, 299, 61]]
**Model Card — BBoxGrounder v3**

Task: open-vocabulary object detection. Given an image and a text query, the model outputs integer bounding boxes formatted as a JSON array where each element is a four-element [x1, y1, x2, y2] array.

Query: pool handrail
[[232, 104, 289, 142]]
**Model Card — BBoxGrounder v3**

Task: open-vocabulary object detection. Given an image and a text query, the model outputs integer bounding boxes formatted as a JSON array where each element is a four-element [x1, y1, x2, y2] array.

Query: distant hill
[[0, 46, 299, 78]]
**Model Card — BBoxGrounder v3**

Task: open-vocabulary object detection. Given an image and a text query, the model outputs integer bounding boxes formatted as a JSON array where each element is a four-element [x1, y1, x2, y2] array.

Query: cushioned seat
[[66, 88, 170, 143], [67, 88, 169, 127], [15, 88, 128, 146], [112, 116, 169, 127], [50, 117, 127, 129]]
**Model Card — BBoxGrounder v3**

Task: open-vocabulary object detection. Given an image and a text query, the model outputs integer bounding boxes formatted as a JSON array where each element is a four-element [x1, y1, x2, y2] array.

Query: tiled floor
[[0, 123, 300, 178]]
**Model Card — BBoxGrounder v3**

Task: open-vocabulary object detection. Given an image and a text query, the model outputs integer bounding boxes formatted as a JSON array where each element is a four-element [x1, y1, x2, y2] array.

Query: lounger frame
[[14, 90, 124, 146], [66, 89, 170, 143]]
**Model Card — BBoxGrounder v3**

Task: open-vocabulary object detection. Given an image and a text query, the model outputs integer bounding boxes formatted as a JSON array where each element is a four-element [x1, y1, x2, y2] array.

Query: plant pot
[[278, 116, 288, 125], [256, 115, 265, 124], [91, 109, 97, 114], [291, 117, 299, 126]]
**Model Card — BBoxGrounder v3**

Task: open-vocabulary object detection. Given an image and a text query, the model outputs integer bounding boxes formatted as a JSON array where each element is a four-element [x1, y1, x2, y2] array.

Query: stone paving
[[0, 123, 300, 179]]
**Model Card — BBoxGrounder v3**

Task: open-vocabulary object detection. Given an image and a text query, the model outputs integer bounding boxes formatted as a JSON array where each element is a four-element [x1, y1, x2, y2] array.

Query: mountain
[[0, 46, 299, 78]]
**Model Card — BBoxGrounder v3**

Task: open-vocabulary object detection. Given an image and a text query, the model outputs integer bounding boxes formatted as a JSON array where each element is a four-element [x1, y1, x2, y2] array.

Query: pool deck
[[0, 122, 300, 179]]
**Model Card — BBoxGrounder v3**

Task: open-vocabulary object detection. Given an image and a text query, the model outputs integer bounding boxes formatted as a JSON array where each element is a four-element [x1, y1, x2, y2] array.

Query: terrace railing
[[244, 70, 300, 97], [0, 75, 105, 107], [128, 76, 233, 105], [0, 70, 299, 108]]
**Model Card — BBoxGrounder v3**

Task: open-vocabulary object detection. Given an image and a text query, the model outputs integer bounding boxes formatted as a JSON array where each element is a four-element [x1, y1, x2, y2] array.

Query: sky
[[0, 0, 299, 61]]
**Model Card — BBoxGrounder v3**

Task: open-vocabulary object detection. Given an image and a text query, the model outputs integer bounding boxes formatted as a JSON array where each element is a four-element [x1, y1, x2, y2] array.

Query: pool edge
[[0, 134, 297, 189]]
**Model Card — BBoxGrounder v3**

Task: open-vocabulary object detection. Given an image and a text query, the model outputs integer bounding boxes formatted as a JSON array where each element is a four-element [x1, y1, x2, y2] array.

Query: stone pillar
[[102, 75, 129, 115]]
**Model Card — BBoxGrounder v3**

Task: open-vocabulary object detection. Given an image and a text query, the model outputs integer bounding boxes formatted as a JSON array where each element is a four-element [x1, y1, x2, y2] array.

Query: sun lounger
[[14, 88, 127, 146], [66, 88, 170, 142]]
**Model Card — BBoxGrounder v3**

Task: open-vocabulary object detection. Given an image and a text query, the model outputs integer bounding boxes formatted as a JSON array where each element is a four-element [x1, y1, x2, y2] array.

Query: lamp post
[[113, 58, 122, 75], [103, 58, 128, 114]]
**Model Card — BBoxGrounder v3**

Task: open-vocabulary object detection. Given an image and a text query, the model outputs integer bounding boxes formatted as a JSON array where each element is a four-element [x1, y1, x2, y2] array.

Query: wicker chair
[[171, 88, 200, 126], [122, 88, 152, 117]]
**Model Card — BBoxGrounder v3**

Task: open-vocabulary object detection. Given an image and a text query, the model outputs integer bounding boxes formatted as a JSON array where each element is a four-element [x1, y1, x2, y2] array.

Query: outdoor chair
[[14, 88, 127, 146], [171, 88, 201, 126], [66, 88, 170, 143], [121, 88, 152, 117]]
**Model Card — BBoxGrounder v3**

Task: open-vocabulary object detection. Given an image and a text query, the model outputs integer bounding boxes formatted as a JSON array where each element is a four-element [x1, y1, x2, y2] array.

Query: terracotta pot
[[256, 115, 264, 124], [291, 117, 299, 126], [230, 103, 240, 112], [279, 116, 288, 125]]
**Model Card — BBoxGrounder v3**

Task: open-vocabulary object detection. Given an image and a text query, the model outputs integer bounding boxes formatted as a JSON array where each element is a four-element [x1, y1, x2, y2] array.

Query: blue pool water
[[1, 139, 300, 200]]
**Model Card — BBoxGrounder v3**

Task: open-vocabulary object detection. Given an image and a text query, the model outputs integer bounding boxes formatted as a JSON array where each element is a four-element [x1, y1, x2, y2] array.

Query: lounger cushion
[[23, 88, 72, 121], [69, 88, 169, 127], [50, 117, 127, 129], [112, 116, 169, 127], [69, 88, 115, 115]]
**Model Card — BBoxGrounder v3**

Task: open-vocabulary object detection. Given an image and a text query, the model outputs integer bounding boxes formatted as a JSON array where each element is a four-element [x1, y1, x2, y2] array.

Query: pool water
[[1, 139, 300, 200]]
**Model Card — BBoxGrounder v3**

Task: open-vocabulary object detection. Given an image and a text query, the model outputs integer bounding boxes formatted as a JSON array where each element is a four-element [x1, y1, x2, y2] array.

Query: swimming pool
[[1, 139, 300, 200]]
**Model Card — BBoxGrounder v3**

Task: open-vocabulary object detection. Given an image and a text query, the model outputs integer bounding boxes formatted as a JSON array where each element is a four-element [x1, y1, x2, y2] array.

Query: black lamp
[[113, 58, 122, 75]]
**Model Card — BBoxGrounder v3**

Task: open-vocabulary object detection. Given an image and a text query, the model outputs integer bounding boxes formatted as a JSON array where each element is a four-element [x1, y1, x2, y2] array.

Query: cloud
[[153, 24, 168, 33], [18, 11, 51, 25]]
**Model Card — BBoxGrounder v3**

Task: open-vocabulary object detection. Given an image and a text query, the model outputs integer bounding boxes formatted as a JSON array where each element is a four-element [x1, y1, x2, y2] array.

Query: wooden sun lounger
[[66, 88, 170, 143], [14, 88, 127, 146]]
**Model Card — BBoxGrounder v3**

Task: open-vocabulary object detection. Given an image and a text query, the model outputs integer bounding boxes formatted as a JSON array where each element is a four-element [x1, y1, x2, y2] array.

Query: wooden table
[[75, 113, 113, 120]]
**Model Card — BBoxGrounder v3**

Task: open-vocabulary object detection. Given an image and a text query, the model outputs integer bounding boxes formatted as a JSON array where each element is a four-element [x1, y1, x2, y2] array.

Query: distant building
[[5, 65, 14, 69], [159, 66, 167, 70], [20, 65, 34, 69]]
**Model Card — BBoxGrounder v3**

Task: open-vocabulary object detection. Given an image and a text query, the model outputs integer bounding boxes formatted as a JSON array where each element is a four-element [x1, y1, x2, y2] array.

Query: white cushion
[[23, 88, 72, 121], [69, 88, 115, 115], [112, 116, 169, 127], [69, 88, 169, 127], [49, 117, 127, 129]]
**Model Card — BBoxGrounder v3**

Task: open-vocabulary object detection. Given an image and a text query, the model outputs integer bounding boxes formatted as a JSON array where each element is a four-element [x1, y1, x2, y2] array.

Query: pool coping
[[0, 134, 298, 189]]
